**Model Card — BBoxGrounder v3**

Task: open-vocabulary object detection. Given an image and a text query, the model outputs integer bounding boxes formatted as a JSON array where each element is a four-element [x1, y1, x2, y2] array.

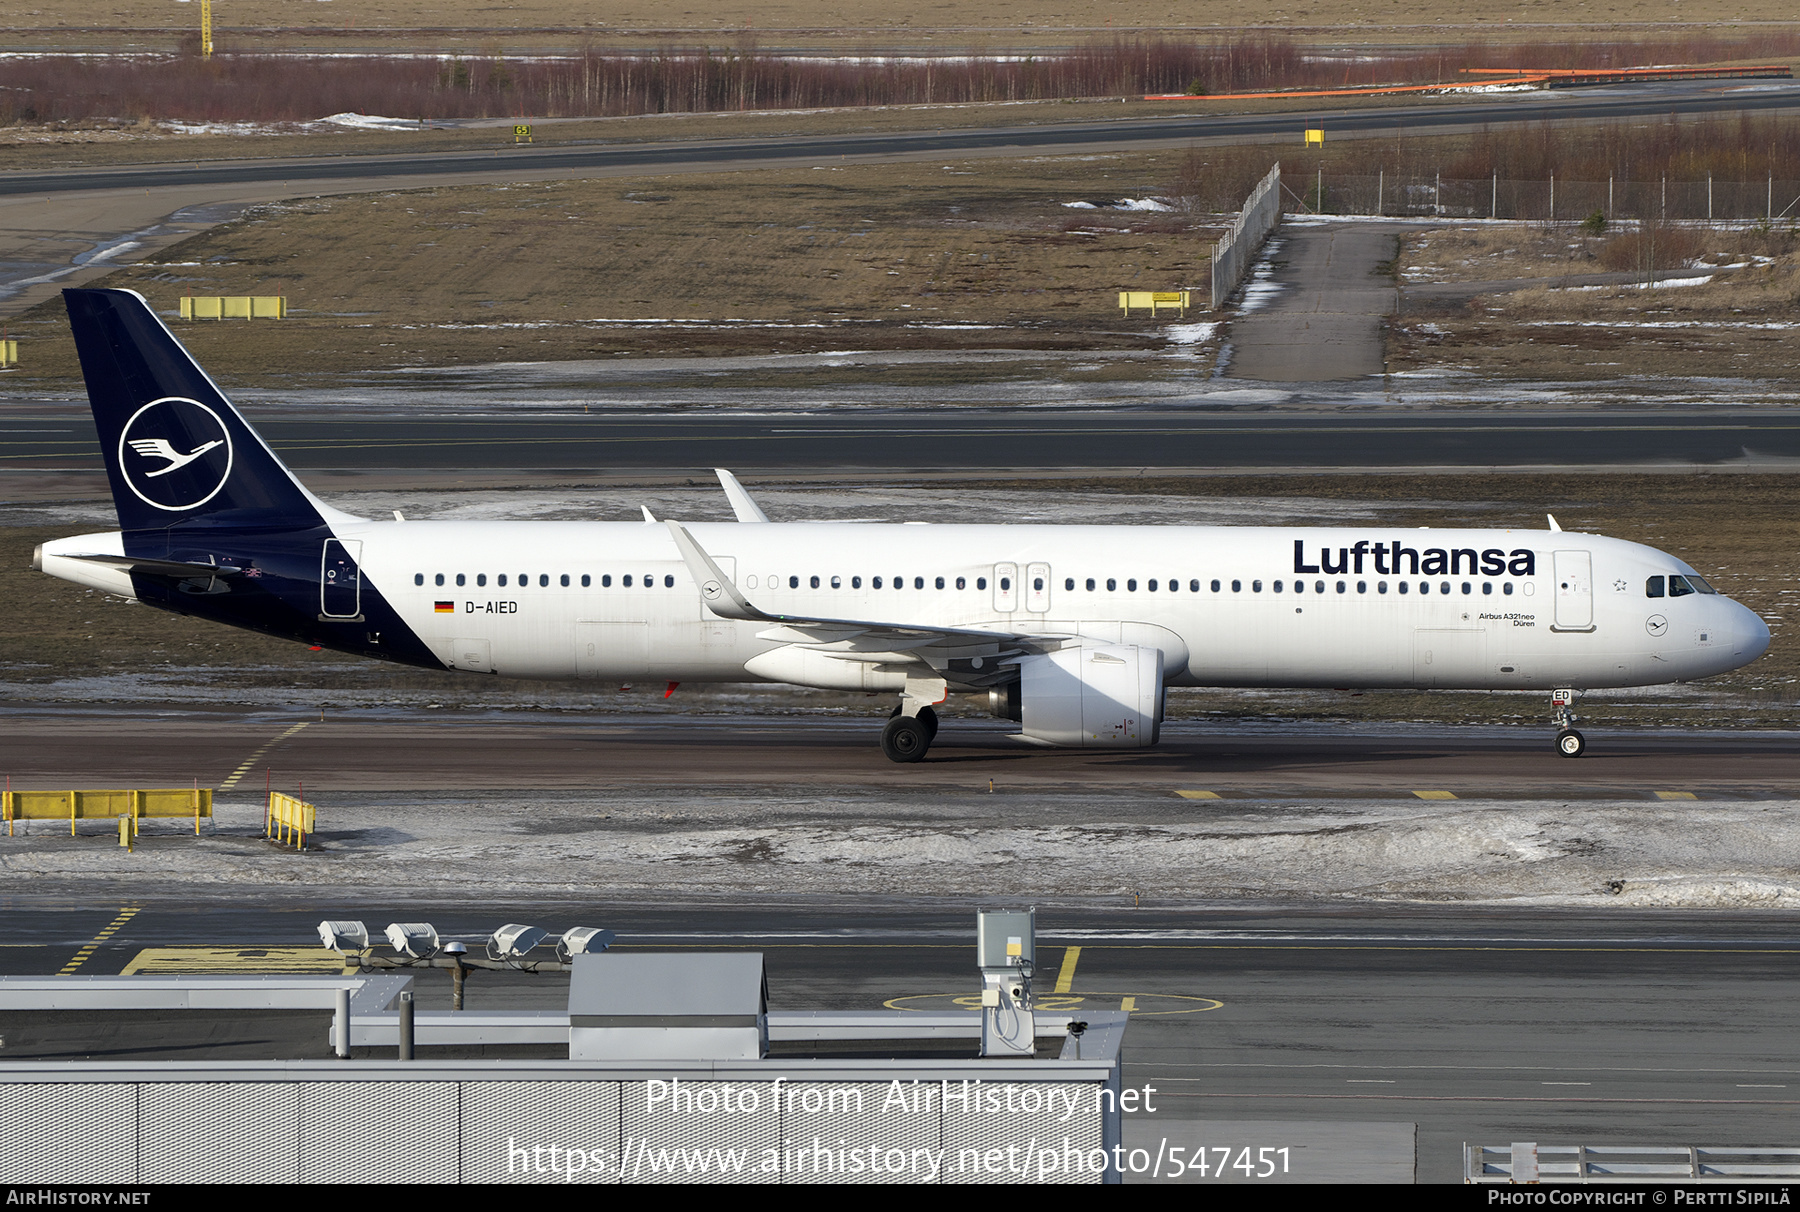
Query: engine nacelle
[[1017, 644, 1164, 748]]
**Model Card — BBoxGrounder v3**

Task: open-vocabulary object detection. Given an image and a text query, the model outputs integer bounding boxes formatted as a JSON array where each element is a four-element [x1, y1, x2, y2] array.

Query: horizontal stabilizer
[[53, 552, 241, 579]]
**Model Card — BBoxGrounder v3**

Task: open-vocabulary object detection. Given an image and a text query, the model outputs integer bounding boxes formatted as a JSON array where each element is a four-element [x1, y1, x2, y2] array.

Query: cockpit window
[[1646, 576, 1665, 598], [1688, 574, 1718, 594], [1668, 575, 1695, 598]]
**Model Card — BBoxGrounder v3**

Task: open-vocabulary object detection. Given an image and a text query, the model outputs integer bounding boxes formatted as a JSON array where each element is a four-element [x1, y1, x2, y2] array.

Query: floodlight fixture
[[384, 922, 441, 959], [317, 920, 369, 953], [487, 923, 548, 961], [557, 927, 616, 962]]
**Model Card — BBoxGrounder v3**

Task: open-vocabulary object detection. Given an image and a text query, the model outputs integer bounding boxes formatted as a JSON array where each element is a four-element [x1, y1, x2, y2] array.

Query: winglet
[[665, 520, 773, 622], [715, 469, 771, 523], [641, 505, 658, 523], [1547, 513, 1562, 532]]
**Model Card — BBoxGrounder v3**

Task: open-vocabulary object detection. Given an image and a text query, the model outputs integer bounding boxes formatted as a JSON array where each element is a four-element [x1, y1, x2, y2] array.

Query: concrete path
[[1224, 221, 1405, 383]]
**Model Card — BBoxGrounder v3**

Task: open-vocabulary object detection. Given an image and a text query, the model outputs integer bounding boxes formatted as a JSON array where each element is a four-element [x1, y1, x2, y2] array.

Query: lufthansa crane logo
[[117, 397, 233, 512]]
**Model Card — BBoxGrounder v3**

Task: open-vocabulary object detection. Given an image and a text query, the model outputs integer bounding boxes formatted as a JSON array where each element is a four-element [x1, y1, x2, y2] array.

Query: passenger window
[[1314, 580, 1324, 594], [1127, 579, 1137, 592], [623, 575, 633, 587], [810, 576, 820, 588], [1231, 580, 1241, 592], [999, 577, 1010, 591], [915, 577, 925, 589], [977, 577, 987, 590], [1170, 578, 1180, 592], [1399, 581, 1408, 594], [1189, 579, 1200, 592], [1147, 579, 1158, 592], [456, 573, 466, 587], [1418, 582, 1428, 594], [1461, 582, 1471, 595], [956, 577, 966, 589], [414, 573, 423, 586], [1294, 580, 1305, 594], [1087, 578, 1096, 591], [560, 574, 570, 587], [1336, 581, 1346, 594], [1669, 575, 1694, 598], [1377, 581, 1387, 594], [1482, 582, 1492, 595], [832, 576, 841, 588], [499, 574, 508, 587], [477, 574, 487, 587], [1503, 583, 1513, 595], [1274, 580, 1284, 593], [602, 575, 612, 587], [1646, 576, 1665, 598], [873, 577, 883, 589], [1253, 580, 1263, 592], [1211, 579, 1221, 592], [664, 575, 674, 588], [1440, 581, 1450, 595], [1065, 578, 1075, 591], [852, 576, 862, 588], [1107, 579, 1117, 591], [895, 576, 904, 589], [434, 573, 444, 586], [1356, 581, 1366, 593], [938, 577, 947, 590], [789, 575, 800, 589], [581, 575, 591, 587]]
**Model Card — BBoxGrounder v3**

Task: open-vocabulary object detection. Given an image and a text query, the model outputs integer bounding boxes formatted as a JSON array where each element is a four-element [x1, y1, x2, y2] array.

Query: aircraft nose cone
[[1735, 603, 1772, 662]]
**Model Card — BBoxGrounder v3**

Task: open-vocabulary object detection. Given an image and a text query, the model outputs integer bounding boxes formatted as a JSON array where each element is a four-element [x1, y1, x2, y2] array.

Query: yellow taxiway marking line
[[1654, 791, 1699, 800], [60, 906, 140, 975], [1054, 946, 1082, 994], [218, 721, 311, 792], [1175, 790, 1221, 800], [121, 946, 350, 975], [1413, 790, 1458, 800]]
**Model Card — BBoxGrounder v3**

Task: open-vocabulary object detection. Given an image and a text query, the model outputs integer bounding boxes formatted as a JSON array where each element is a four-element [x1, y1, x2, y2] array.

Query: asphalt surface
[[4, 709, 1798, 797], [8, 406, 1800, 485], [1, 899, 1795, 1183], [1227, 222, 1402, 382], [8, 82, 1800, 199]]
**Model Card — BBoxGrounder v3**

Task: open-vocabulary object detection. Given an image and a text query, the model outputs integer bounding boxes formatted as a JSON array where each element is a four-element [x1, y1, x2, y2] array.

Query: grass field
[[4, 151, 1217, 387], [15, 0, 1800, 50], [5, 473, 1793, 727]]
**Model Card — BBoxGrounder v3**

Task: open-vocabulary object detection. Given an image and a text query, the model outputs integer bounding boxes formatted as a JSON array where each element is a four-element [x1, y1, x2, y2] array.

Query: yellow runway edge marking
[[218, 721, 311, 792], [1413, 790, 1458, 800], [60, 906, 140, 975], [1175, 790, 1221, 800], [1654, 791, 1699, 801], [1054, 946, 1081, 994]]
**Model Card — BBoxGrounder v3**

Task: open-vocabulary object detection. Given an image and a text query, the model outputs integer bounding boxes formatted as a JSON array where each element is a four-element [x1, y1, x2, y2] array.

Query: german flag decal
[[434, 601, 455, 613]]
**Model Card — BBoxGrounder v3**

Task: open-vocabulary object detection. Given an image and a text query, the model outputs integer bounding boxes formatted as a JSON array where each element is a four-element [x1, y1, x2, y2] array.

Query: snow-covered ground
[[4, 786, 1795, 909]]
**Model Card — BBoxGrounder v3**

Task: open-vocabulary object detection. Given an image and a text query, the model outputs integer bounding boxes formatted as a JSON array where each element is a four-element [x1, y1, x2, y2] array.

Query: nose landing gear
[[1551, 688, 1585, 758]]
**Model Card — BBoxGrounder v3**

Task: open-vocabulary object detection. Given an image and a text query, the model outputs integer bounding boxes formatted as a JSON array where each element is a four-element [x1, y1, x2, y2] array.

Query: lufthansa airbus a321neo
[[36, 288, 1771, 761]]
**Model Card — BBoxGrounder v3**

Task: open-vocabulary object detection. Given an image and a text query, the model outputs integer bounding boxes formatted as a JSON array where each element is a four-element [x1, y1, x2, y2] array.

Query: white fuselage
[[297, 520, 1766, 691]]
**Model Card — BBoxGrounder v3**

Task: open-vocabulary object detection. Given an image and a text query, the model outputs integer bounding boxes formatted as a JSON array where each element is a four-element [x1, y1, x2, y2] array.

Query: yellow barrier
[[1305, 128, 1325, 146], [1118, 290, 1193, 317], [3, 788, 212, 836], [0, 339, 18, 366], [266, 791, 315, 851], [180, 296, 286, 320]]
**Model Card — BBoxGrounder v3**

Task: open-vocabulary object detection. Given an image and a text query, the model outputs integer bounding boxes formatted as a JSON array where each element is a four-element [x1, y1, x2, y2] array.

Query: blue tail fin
[[63, 288, 328, 532]]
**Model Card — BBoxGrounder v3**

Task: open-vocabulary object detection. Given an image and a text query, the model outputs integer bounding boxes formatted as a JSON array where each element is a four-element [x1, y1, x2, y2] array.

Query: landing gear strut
[[1551, 688, 1585, 758]]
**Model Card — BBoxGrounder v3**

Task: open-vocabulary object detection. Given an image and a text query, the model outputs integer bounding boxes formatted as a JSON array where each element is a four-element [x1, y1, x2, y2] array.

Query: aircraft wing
[[665, 520, 1071, 683]]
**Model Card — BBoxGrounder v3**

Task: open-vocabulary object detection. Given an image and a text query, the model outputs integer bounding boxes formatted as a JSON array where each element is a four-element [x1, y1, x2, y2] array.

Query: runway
[[7, 82, 1799, 200], [5, 708, 1800, 797], [7, 406, 1800, 485]]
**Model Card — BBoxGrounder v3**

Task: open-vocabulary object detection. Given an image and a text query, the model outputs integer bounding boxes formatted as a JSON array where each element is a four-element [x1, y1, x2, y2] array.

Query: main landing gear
[[882, 704, 939, 763], [1551, 688, 1585, 758]]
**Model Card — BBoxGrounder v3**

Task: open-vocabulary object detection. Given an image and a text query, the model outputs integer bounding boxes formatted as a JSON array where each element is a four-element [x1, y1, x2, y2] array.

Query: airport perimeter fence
[[1211, 162, 1284, 308], [1280, 173, 1800, 223]]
